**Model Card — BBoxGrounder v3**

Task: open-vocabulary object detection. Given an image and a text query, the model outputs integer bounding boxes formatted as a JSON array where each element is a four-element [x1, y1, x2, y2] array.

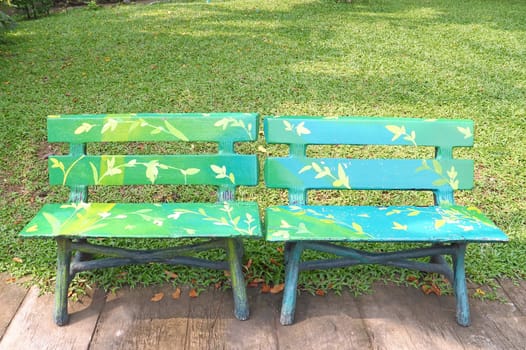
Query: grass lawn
[[1, 0, 525, 298]]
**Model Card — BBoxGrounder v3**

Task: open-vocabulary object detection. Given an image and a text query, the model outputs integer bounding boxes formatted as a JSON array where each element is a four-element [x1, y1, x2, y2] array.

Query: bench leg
[[226, 238, 249, 321], [73, 238, 93, 262], [453, 243, 470, 327], [55, 238, 72, 326], [280, 242, 303, 326], [284, 242, 293, 265]]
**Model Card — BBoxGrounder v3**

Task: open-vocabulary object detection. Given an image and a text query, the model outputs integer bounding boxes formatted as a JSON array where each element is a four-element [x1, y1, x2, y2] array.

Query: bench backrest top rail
[[264, 116, 474, 205], [48, 113, 258, 143], [264, 116, 473, 148]]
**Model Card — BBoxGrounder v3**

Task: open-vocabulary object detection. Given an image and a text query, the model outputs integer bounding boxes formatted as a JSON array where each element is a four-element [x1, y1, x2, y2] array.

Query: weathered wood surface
[[0, 273, 28, 339], [0, 276, 524, 349], [0, 284, 105, 350]]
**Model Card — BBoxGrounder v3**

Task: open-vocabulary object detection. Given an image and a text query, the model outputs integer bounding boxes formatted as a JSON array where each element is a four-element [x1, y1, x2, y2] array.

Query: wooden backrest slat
[[264, 116, 473, 147], [265, 158, 473, 191], [48, 113, 258, 143], [49, 154, 258, 186]]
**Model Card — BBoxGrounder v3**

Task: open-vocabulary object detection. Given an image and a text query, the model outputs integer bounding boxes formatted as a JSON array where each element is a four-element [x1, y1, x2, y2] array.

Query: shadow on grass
[[0, 0, 524, 290]]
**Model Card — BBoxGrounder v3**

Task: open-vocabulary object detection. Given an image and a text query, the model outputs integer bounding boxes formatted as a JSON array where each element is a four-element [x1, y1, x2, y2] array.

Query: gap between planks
[[1, 276, 525, 350]]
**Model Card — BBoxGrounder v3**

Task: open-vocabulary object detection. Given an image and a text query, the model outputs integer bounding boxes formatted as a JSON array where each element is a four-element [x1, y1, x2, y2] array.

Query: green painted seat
[[263, 116, 507, 326], [20, 112, 262, 326], [22, 202, 260, 238]]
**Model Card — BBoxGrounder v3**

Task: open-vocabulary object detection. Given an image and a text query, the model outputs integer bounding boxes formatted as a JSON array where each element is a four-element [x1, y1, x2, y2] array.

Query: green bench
[[263, 116, 508, 326], [20, 113, 507, 327], [20, 112, 262, 325]]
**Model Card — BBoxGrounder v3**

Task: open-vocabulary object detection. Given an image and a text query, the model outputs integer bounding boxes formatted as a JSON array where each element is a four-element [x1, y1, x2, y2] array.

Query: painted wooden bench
[[20, 112, 262, 326], [264, 116, 508, 326]]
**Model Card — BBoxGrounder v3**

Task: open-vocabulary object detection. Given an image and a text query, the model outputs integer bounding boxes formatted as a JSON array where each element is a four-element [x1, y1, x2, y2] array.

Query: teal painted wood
[[264, 115, 506, 327], [21, 202, 262, 238], [280, 242, 303, 325], [264, 116, 474, 147], [264, 116, 475, 206], [49, 154, 258, 186], [265, 205, 508, 243], [265, 158, 474, 191], [453, 243, 471, 326], [48, 113, 258, 143]]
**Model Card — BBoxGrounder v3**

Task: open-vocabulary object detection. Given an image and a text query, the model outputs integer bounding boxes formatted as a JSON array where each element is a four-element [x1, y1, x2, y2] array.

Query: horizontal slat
[[264, 158, 473, 191], [265, 205, 507, 242], [48, 113, 258, 142], [20, 202, 262, 238], [49, 154, 258, 186], [264, 116, 474, 147]]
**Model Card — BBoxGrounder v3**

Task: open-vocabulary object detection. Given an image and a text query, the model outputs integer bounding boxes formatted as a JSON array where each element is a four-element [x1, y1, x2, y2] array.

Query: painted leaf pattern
[[48, 113, 258, 142], [299, 161, 351, 189], [265, 205, 505, 242], [21, 202, 262, 238]]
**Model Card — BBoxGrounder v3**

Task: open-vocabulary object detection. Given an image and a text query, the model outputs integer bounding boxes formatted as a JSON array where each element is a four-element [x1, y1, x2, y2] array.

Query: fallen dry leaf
[[151, 292, 164, 302], [430, 284, 442, 296], [164, 270, 178, 280], [421, 284, 441, 296], [244, 258, 253, 270], [315, 289, 326, 296], [189, 289, 198, 298], [261, 284, 271, 293], [12, 257, 23, 263], [475, 288, 486, 297], [406, 275, 419, 283], [252, 278, 265, 284], [116, 271, 128, 280], [172, 288, 182, 300], [270, 283, 285, 294], [269, 258, 281, 266]]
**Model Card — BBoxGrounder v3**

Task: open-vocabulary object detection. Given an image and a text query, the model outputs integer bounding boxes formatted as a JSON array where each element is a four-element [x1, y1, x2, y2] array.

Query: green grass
[[1, 0, 525, 297]]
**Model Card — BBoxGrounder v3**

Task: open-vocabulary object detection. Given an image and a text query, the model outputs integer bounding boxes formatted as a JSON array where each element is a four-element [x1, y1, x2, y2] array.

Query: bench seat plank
[[266, 205, 507, 243], [21, 202, 261, 239]]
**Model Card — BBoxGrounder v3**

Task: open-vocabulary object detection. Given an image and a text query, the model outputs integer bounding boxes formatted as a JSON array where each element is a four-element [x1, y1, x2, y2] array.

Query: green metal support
[[54, 238, 71, 326], [226, 238, 249, 320]]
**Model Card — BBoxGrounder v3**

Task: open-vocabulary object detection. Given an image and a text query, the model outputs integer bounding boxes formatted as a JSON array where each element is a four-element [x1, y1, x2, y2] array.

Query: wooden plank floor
[[0, 273, 525, 350]]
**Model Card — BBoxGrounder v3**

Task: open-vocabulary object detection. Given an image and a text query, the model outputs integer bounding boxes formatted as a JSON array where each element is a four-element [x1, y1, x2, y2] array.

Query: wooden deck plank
[[277, 291, 371, 350], [449, 284, 526, 349], [184, 287, 279, 350], [0, 279, 525, 349], [0, 286, 105, 350], [499, 279, 526, 314], [0, 274, 29, 340], [356, 283, 466, 350], [89, 285, 189, 350], [183, 288, 230, 350], [220, 288, 280, 350]]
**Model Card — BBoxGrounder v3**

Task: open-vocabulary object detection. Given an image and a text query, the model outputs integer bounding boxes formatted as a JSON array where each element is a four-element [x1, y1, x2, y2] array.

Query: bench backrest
[[48, 113, 259, 202], [264, 116, 474, 206]]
